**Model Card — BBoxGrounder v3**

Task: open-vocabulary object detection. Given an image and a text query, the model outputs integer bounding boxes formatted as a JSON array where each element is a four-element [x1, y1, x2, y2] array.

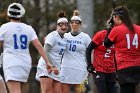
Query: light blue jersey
[[36, 31, 66, 81], [0, 22, 37, 68], [61, 32, 91, 71]]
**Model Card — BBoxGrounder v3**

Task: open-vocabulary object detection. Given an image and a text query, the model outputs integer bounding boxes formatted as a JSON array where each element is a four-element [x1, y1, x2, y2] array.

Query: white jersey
[[61, 32, 91, 71], [37, 31, 66, 69], [0, 22, 37, 68]]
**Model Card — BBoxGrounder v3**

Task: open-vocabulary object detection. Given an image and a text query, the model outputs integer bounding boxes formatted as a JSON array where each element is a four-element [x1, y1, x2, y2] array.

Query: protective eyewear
[[70, 21, 80, 25], [58, 23, 69, 27]]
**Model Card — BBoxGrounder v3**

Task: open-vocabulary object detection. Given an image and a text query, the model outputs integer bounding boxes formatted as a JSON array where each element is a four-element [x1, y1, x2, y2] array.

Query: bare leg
[[61, 83, 71, 93], [52, 80, 61, 93], [74, 84, 80, 93], [0, 77, 7, 93], [7, 80, 21, 93], [40, 77, 53, 93]]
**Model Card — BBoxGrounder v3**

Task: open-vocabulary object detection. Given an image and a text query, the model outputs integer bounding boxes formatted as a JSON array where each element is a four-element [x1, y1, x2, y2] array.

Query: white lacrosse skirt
[[36, 66, 61, 82], [0, 75, 3, 80], [60, 67, 88, 84], [3, 66, 31, 82]]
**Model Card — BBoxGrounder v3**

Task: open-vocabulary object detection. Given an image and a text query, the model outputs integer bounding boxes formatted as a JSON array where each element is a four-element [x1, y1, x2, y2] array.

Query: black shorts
[[0, 67, 4, 77], [93, 72, 119, 93], [117, 66, 140, 84], [93, 71, 117, 83]]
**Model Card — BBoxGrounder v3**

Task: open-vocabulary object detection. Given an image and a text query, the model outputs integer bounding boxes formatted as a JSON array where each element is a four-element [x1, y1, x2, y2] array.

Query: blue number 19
[[13, 34, 27, 49]]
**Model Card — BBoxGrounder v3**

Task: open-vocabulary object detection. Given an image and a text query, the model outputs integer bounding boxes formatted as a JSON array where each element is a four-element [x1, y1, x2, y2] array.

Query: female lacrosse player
[[0, 3, 51, 93], [86, 28, 119, 93], [36, 12, 68, 93], [104, 6, 140, 93], [60, 10, 91, 93]]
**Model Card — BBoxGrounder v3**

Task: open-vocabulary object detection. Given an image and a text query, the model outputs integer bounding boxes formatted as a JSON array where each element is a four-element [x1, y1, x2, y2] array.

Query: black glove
[[87, 65, 95, 74], [108, 17, 114, 28]]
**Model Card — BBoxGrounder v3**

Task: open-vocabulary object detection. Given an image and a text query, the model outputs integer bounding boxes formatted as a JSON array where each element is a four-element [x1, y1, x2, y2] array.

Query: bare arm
[[44, 43, 53, 65], [44, 43, 59, 75], [31, 39, 52, 68]]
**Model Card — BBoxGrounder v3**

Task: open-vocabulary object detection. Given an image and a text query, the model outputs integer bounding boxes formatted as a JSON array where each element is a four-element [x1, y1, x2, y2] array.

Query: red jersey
[[92, 30, 116, 73], [108, 23, 140, 70]]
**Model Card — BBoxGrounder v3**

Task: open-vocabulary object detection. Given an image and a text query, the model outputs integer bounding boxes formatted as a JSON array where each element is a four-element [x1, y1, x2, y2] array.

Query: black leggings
[[94, 72, 120, 93], [120, 83, 137, 93], [117, 67, 140, 93]]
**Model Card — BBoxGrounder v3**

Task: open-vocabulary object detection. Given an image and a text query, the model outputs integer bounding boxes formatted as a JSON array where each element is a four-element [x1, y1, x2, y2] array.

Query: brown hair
[[113, 6, 134, 32], [57, 11, 66, 18], [73, 10, 80, 16]]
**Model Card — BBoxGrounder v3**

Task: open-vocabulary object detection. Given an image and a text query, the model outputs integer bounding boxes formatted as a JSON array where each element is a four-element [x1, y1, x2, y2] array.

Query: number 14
[[126, 34, 138, 49]]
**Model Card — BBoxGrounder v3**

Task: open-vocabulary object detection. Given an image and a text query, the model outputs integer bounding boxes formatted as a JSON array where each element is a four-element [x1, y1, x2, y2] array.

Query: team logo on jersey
[[58, 42, 66, 47], [61, 76, 65, 81], [16, 26, 22, 31], [96, 75, 100, 79], [67, 40, 82, 44]]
